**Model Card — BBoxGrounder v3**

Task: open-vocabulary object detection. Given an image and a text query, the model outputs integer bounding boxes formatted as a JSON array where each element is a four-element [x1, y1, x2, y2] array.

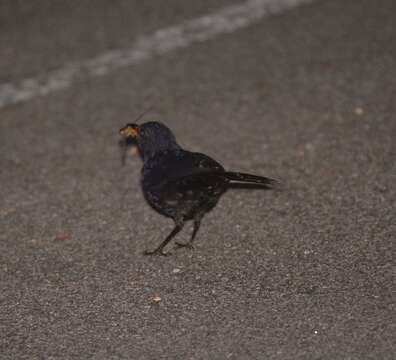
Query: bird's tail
[[223, 171, 279, 189]]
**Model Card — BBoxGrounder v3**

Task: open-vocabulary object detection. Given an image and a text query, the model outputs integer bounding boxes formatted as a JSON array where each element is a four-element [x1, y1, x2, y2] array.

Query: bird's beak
[[119, 124, 140, 137]]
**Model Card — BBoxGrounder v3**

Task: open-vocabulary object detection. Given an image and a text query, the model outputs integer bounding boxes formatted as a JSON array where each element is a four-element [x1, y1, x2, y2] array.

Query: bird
[[119, 121, 278, 255]]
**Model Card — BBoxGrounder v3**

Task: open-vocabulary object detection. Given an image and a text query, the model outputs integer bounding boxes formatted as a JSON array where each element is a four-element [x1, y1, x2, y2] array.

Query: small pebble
[[354, 107, 364, 115], [305, 142, 314, 151], [172, 268, 181, 274], [152, 295, 161, 303], [54, 233, 72, 241]]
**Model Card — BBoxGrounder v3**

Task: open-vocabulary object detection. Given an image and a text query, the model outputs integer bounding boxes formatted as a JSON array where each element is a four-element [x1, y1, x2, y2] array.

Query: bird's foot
[[143, 248, 170, 256], [175, 241, 194, 250]]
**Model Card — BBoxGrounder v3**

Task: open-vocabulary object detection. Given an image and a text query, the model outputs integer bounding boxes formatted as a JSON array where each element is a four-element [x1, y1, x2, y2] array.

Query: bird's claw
[[175, 242, 194, 250], [143, 249, 170, 256]]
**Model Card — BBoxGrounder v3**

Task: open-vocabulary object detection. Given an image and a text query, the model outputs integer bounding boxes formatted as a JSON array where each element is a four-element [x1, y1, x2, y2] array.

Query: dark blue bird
[[119, 121, 278, 255]]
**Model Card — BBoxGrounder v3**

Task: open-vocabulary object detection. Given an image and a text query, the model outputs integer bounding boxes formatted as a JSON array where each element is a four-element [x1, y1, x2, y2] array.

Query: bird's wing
[[157, 152, 226, 202], [145, 150, 224, 181], [190, 152, 225, 173], [157, 172, 228, 204]]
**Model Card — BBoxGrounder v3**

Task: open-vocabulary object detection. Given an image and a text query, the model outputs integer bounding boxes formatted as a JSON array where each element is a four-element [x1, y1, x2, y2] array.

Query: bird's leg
[[144, 221, 183, 256], [176, 216, 202, 250]]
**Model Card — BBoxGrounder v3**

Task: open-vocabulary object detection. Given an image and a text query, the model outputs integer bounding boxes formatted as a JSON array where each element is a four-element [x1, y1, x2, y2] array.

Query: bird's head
[[119, 121, 180, 159]]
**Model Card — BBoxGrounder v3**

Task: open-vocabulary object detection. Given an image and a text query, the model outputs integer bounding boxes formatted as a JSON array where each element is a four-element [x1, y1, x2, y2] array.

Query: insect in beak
[[119, 124, 140, 137]]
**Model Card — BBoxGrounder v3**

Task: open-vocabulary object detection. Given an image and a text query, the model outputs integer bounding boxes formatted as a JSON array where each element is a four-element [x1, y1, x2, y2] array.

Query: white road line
[[0, 0, 313, 108]]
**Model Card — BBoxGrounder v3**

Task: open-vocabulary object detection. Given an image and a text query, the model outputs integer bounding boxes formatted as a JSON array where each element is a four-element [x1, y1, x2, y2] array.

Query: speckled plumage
[[120, 121, 277, 255]]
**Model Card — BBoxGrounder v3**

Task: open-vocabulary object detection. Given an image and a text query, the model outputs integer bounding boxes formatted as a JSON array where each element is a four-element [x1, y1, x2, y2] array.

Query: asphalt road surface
[[1, 0, 395, 359]]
